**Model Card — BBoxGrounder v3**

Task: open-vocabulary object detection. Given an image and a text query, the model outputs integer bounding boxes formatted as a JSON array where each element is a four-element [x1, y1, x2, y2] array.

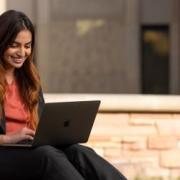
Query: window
[[141, 25, 170, 94]]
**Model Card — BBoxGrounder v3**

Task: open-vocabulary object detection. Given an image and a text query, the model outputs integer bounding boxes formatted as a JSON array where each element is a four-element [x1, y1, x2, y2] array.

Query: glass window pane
[[141, 25, 170, 94]]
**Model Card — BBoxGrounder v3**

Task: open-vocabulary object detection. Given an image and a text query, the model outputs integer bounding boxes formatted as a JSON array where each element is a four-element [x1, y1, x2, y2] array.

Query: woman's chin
[[13, 63, 24, 69]]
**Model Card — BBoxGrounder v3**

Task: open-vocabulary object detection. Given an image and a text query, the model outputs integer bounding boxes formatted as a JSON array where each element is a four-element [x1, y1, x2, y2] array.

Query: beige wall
[[6, 0, 36, 23], [36, 0, 141, 93], [4, 0, 180, 94], [87, 111, 180, 180], [141, 0, 171, 24]]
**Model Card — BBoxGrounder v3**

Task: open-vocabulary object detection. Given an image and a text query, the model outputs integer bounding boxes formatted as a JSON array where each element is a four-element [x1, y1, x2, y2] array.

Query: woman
[[0, 10, 127, 180]]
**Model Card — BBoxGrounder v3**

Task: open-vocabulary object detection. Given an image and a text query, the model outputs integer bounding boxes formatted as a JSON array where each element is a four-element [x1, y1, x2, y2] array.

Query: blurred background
[[1, 1, 180, 180], [1, 0, 180, 94]]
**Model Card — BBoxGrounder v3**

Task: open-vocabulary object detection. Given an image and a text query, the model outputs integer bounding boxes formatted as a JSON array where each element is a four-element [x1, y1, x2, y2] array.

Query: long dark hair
[[0, 10, 41, 129]]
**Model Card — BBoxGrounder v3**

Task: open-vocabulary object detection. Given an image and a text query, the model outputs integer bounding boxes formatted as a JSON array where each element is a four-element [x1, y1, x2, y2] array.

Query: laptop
[[0, 100, 100, 148]]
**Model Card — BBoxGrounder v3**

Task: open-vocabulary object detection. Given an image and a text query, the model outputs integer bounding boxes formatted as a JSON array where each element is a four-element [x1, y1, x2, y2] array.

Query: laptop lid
[[33, 100, 100, 147]]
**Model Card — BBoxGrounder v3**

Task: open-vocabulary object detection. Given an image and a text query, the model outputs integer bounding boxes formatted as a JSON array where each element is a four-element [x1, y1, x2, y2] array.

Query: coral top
[[4, 81, 30, 133]]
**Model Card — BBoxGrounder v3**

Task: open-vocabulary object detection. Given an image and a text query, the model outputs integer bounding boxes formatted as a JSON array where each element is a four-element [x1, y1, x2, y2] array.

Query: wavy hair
[[0, 10, 41, 129]]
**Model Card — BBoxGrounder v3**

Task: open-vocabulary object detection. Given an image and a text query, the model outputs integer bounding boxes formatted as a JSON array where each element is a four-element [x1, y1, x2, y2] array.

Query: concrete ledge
[[44, 93, 180, 113]]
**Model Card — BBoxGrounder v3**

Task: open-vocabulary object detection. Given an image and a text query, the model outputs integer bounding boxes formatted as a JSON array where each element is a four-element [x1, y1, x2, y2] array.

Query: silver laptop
[[1, 100, 100, 147]]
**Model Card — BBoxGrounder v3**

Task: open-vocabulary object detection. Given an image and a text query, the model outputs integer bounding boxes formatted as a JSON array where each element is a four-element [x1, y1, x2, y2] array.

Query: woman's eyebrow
[[12, 41, 32, 45], [25, 41, 32, 45]]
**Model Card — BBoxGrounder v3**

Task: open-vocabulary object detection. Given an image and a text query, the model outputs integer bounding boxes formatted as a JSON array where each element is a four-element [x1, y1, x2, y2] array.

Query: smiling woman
[[0, 10, 127, 180], [0, 9, 39, 131]]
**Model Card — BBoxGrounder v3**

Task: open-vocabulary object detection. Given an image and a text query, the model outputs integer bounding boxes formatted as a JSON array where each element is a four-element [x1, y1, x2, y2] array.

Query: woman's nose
[[17, 47, 26, 56]]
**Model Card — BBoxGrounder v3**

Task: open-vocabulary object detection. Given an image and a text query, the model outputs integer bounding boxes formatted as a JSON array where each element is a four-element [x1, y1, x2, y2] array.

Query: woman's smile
[[11, 56, 26, 63]]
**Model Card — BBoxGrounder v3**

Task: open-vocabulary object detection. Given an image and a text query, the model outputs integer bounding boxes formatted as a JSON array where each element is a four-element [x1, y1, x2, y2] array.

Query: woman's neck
[[5, 68, 15, 85]]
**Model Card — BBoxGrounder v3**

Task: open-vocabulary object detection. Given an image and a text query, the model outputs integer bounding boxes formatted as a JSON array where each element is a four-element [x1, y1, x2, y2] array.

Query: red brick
[[122, 143, 146, 151], [170, 169, 180, 178], [104, 147, 121, 158], [122, 136, 146, 143], [138, 164, 170, 178], [91, 124, 157, 137], [87, 141, 121, 148], [95, 113, 129, 126], [156, 119, 180, 136], [130, 113, 172, 126], [122, 136, 147, 150], [148, 136, 177, 149], [88, 135, 111, 142], [121, 149, 159, 160], [160, 150, 180, 168]]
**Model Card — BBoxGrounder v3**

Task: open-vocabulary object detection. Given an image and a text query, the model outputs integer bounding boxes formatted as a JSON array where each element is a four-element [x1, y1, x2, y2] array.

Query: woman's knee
[[63, 144, 96, 159], [32, 145, 65, 163], [34, 145, 57, 154], [65, 144, 91, 152]]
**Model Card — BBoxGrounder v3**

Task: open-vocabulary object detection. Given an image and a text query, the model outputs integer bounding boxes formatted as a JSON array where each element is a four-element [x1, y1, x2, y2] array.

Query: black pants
[[0, 144, 127, 180]]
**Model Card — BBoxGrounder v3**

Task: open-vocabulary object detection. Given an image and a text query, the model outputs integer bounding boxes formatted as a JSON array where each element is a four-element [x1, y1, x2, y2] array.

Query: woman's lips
[[12, 57, 25, 63]]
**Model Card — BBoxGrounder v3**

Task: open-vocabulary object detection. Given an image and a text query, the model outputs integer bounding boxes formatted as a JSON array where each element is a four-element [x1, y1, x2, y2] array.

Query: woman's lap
[[0, 145, 84, 180], [0, 144, 127, 180], [0, 146, 43, 180]]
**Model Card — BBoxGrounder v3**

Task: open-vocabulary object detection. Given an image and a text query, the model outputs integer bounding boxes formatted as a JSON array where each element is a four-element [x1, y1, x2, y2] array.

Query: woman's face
[[3, 29, 32, 71]]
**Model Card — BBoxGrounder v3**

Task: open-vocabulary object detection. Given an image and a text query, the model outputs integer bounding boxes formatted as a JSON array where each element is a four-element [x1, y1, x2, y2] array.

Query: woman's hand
[[2, 127, 35, 144]]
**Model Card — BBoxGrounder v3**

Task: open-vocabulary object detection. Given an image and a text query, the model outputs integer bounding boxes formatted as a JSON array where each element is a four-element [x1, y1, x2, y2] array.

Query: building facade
[[1, 0, 180, 94]]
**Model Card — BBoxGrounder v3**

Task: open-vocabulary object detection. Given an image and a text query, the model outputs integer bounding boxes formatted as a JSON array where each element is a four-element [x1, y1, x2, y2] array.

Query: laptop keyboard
[[17, 139, 33, 144]]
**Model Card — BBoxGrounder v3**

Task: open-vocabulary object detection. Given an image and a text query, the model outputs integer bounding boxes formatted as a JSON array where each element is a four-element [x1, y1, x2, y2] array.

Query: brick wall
[[44, 93, 180, 180], [85, 112, 180, 180]]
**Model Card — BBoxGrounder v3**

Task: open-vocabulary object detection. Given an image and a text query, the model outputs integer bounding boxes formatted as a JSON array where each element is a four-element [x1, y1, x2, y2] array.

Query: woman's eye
[[25, 45, 31, 49], [9, 44, 18, 48]]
